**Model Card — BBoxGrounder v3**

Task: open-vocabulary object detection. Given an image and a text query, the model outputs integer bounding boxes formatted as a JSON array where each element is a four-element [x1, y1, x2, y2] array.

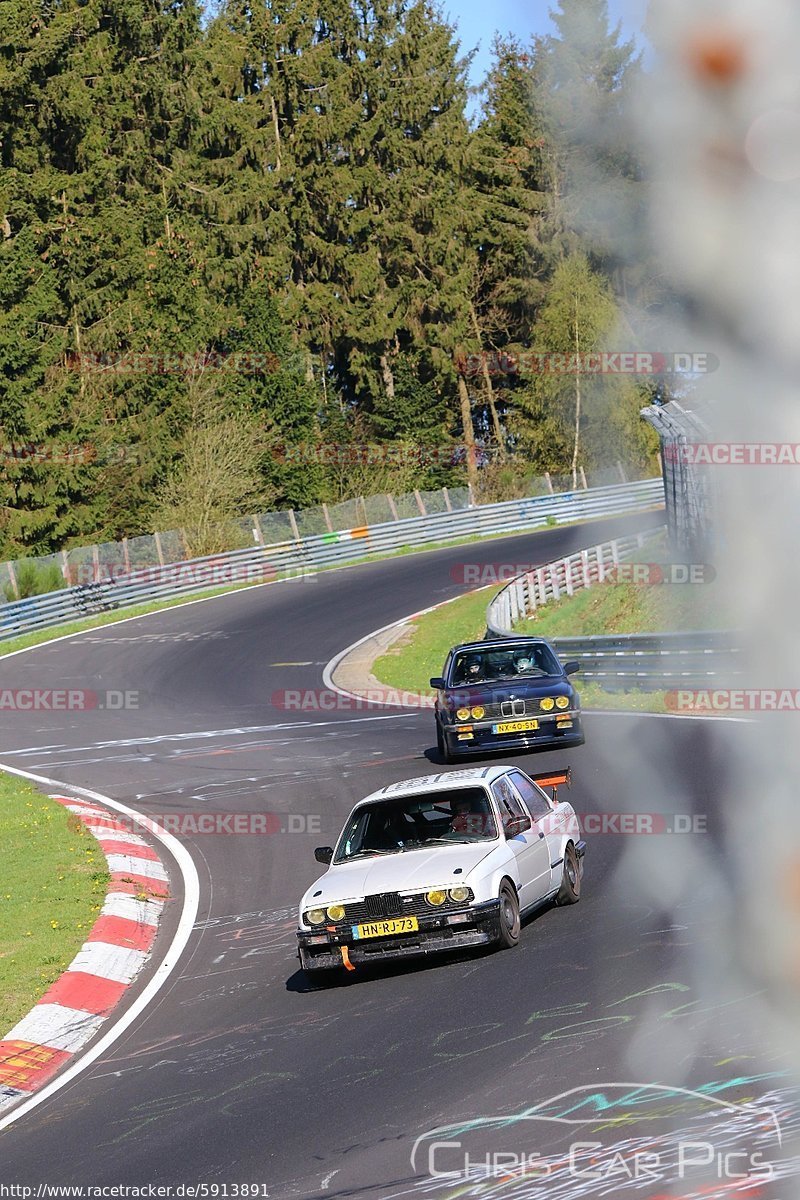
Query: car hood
[[301, 841, 498, 907]]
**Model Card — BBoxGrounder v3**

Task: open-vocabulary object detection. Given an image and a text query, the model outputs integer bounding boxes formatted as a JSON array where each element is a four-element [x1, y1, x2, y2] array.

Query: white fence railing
[[484, 525, 742, 692], [0, 478, 664, 644], [486, 529, 664, 636]]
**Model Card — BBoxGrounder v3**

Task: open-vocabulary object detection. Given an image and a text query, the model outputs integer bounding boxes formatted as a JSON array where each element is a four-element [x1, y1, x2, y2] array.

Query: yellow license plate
[[493, 720, 539, 734], [352, 917, 419, 940]]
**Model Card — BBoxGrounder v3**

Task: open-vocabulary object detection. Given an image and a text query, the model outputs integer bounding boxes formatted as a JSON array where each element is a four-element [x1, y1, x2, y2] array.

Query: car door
[[508, 770, 562, 898], [491, 776, 551, 910]]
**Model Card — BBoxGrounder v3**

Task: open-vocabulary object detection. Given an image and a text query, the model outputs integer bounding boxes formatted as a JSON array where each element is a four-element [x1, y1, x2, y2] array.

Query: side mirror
[[505, 815, 532, 838], [314, 846, 333, 864], [429, 677, 446, 690], [564, 661, 580, 676]]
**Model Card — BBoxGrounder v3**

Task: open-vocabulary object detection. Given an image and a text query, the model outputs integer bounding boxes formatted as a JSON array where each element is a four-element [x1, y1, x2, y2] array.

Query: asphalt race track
[[0, 512, 792, 1199]]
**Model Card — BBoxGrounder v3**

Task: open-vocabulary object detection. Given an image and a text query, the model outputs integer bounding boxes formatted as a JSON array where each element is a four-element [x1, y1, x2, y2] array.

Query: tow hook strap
[[341, 945, 356, 971]]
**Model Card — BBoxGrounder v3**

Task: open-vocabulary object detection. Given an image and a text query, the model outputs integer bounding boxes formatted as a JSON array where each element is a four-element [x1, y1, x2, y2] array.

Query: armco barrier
[[548, 631, 742, 692], [0, 478, 663, 644]]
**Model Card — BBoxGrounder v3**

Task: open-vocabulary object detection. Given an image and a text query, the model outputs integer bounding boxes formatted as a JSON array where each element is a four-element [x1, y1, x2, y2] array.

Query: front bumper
[[297, 899, 502, 971], [443, 712, 584, 756]]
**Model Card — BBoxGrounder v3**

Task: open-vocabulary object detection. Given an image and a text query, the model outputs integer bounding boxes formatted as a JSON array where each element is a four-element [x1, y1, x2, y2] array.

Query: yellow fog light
[[306, 908, 325, 925], [426, 889, 447, 906], [326, 904, 346, 922], [556, 696, 570, 710], [456, 708, 471, 721], [449, 887, 470, 903], [540, 697, 555, 711], [470, 706, 485, 720]]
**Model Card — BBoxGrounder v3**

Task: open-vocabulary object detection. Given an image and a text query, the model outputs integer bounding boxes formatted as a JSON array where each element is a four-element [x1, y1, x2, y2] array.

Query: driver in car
[[368, 809, 411, 850], [465, 654, 484, 682], [448, 795, 491, 837]]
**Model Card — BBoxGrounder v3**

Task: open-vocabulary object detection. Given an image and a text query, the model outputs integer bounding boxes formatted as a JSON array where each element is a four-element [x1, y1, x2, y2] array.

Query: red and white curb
[[0, 795, 170, 1113]]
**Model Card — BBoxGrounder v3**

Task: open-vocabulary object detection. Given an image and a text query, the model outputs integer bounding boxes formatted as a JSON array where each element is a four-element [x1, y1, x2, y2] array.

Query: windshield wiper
[[403, 836, 487, 847], [344, 847, 398, 860]]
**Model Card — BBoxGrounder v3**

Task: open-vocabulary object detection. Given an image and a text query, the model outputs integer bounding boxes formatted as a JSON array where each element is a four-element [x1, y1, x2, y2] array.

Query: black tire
[[555, 842, 581, 905], [495, 882, 521, 949], [436, 720, 454, 764]]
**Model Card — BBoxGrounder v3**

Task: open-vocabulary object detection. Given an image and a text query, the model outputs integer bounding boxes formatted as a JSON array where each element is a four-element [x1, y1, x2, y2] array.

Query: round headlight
[[556, 695, 570, 710], [449, 886, 470, 903], [305, 908, 326, 925], [426, 889, 447, 906], [326, 904, 346, 922], [456, 708, 471, 721], [540, 697, 555, 711], [470, 706, 485, 720]]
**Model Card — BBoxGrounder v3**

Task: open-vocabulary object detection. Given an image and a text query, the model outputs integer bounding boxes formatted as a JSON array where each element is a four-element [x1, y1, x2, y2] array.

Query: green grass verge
[[374, 588, 494, 695], [513, 531, 729, 637], [514, 576, 726, 639], [0, 773, 109, 1033]]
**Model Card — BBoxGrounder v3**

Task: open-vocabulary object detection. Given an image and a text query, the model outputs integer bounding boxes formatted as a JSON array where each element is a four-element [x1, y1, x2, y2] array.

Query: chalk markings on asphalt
[[0, 712, 418, 759]]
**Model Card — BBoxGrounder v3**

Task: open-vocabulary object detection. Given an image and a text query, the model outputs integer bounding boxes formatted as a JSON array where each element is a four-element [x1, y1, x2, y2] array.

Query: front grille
[[341, 889, 473, 926], [449, 697, 565, 722], [363, 892, 402, 919]]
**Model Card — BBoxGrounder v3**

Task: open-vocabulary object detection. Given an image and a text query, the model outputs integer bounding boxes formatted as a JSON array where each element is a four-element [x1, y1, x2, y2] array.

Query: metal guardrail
[[485, 528, 741, 692], [549, 631, 742, 693], [0, 478, 663, 643]]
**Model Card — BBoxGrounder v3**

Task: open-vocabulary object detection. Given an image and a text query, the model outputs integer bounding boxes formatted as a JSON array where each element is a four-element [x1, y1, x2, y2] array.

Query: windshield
[[450, 644, 561, 685], [333, 787, 498, 862]]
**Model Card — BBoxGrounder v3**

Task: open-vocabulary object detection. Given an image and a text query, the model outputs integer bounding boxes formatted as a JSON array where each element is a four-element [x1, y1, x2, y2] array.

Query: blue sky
[[448, 0, 650, 104]]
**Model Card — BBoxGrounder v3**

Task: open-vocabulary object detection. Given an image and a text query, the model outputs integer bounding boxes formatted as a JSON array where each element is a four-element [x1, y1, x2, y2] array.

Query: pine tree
[[532, 0, 642, 276]]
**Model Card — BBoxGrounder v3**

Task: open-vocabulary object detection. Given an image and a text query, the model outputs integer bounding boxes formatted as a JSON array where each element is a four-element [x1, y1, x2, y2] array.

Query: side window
[[492, 778, 526, 833], [509, 771, 551, 820]]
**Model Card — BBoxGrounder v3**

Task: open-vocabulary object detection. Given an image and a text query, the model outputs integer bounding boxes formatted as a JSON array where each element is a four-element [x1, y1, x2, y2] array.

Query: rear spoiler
[[531, 767, 571, 802]]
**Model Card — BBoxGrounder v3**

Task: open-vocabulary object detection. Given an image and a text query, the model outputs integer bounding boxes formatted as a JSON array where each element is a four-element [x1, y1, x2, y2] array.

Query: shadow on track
[[285, 904, 554, 993]]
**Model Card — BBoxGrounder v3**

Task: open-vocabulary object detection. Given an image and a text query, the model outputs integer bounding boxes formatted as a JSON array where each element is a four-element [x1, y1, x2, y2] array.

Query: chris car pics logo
[[410, 1082, 782, 1188]]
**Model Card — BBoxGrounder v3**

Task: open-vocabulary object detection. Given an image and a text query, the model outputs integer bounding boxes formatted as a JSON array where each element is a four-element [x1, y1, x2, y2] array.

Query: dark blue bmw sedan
[[430, 637, 584, 761]]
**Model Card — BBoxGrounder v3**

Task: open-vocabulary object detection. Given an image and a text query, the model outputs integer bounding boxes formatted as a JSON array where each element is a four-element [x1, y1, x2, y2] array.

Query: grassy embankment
[[0, 774, 108, 1032]]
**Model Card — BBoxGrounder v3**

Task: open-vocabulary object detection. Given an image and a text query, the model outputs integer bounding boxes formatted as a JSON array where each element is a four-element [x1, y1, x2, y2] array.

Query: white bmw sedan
[[297, 764, 585, 975]]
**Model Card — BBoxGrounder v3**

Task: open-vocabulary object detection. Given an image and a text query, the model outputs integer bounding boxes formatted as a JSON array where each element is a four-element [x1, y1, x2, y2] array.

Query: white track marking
[[1, 714, 415, 759]]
